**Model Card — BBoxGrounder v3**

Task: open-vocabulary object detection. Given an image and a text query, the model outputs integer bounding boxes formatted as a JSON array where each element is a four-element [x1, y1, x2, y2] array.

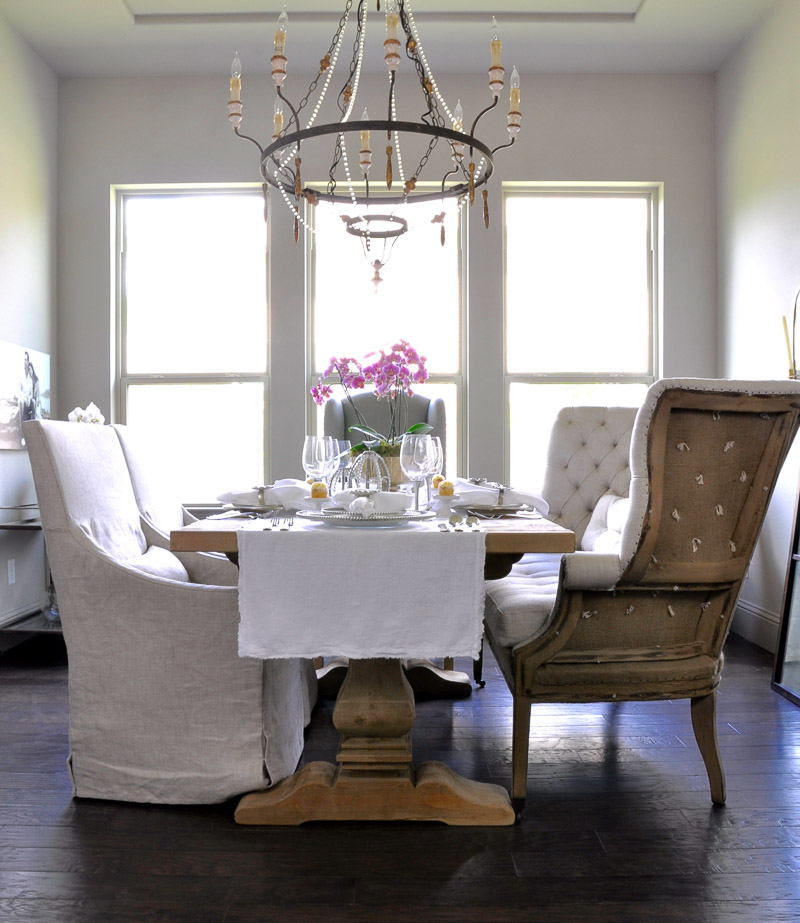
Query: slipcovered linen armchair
[[24, 419, 316, 805], [484, 379, 800, 815], [110, 422, 238, 586]]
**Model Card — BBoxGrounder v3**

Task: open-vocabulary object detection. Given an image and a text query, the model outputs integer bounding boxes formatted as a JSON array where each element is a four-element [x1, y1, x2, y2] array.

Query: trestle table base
[[234, 657, 514, 826]]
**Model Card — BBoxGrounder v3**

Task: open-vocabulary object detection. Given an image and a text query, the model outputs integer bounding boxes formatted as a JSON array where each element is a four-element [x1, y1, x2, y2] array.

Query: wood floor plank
[[3, 632, 800, 920]]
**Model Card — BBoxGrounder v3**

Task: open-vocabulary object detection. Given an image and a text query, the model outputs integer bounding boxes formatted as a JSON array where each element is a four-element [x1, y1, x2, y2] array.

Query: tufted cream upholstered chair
[[24, 419, 317, 804], [542, 406, 637, 545], [484, 379, 800, 816], [475, 406, 637, 684]]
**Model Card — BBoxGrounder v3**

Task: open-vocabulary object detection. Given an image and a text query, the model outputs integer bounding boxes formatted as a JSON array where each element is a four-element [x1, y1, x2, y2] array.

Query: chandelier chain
[[337, 0, 366, 117], [288, 0, 352, 133]]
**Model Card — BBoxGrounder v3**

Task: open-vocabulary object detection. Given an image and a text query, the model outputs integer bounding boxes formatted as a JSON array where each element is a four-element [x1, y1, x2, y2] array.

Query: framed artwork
[[0, 340, 51, 450]]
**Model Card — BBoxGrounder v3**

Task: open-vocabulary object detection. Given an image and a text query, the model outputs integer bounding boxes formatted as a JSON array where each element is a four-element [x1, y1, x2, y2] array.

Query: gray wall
[[0, 13, 58, 624], [717, 0, 800, 651]]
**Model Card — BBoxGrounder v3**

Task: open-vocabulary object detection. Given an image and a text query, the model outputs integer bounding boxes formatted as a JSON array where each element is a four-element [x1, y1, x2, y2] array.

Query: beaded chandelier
[[227, 0, 521, 283]]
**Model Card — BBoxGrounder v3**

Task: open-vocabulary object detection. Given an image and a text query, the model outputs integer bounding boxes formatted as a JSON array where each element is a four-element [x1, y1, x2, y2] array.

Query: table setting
[[167, 348, 576, 826], [171, 453, 575, 825]]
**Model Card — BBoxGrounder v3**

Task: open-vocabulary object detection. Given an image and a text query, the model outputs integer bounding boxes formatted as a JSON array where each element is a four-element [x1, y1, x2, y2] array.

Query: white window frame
[[114, 185, 271, 485], [305, 194, 468, 476], [502, 183, 661, 482]]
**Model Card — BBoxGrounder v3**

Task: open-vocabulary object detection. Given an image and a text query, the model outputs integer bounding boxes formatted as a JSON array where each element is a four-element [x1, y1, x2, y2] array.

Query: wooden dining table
[[171, 513, 574, 826]]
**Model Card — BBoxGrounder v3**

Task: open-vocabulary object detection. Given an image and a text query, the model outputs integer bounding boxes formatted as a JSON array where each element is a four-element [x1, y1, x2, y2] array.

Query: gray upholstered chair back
[[111, 423, 187, 532], [541, 406, 637, 544], [324, 391, 446, 451]]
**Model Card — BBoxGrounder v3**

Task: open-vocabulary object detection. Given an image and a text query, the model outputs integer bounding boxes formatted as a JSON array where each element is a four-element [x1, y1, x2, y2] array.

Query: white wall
[[717, 0, 800, 651], [0, 13, 58, 623], [57, 70, 717, 482]]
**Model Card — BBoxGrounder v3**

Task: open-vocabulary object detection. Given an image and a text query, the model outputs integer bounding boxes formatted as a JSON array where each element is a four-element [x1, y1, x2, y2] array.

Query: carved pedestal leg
[[235, 658, 514, 825]]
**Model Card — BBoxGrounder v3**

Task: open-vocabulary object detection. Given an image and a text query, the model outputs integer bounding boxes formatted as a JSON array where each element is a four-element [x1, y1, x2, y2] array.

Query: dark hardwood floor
[[2, 633, 800, 921]]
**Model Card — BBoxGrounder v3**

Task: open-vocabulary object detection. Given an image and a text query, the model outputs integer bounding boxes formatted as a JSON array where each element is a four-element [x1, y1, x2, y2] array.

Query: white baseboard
[[731, 598, 781, 654]]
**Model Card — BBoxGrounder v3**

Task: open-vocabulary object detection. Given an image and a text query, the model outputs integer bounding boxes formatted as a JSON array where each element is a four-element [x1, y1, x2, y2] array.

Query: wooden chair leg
[[473, 639, 485, 688], [511, 695, 531, 818], [443, 657, 454, 671], [691, 691, 726, 806]]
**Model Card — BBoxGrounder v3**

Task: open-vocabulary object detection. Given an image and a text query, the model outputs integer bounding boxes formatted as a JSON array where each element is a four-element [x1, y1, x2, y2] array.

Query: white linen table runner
[[237, 522, 486, 660]]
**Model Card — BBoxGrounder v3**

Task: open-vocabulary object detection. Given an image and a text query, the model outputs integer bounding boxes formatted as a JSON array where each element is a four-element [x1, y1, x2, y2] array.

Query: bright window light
[[311, 197, 463, 474], [126, 382, 265, 503], [124, 194, 267, 375], [509, 382, 647, 489], [506, 195, 651, 375], [505, 188, 657, 487], [312, 199, 461, 373], [120, 190, 269, 502]]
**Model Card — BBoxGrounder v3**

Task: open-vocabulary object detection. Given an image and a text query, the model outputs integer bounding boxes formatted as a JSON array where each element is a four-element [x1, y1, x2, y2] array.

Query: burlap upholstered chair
[[24, 419, 317, 804], [484, 379, 800, 816]]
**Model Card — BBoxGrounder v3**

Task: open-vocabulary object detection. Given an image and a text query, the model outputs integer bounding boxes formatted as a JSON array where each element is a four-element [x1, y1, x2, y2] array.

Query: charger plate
[[296, 509, 435, 528]]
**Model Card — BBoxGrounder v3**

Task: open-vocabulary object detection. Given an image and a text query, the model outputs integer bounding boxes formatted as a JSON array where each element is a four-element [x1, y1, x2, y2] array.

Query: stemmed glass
[[425, 436, 444, 503], [400, 433, 434, 511], [302, 435, 338, 482]]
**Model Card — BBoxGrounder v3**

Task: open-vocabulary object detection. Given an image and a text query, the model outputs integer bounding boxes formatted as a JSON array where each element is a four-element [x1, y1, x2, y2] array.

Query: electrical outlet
[[7, 559, 15, 585]]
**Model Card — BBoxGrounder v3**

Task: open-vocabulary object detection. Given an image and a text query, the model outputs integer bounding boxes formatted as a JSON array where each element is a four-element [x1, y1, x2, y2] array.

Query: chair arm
[[561, 552, 623, 590], [177, 551, 239, 586], [140, 516, 239, 586], [507, 553, 623, 683]]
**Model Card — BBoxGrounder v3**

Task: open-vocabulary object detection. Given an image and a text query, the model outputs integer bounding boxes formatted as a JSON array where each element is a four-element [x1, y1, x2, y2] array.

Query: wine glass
[[301, 436, 337, 482], [400, 433, 434, 511], [425, 436, 444, 503]]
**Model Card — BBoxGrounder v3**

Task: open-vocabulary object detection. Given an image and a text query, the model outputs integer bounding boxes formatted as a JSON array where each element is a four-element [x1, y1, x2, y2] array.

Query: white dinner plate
[[296, 509, 435, 528]]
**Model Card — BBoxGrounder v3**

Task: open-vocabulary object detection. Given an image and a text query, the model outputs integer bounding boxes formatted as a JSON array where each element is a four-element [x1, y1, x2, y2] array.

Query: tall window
[[118, 189, 268, 502], [309, 197, 464, 476], [505, 187, 659, 486]]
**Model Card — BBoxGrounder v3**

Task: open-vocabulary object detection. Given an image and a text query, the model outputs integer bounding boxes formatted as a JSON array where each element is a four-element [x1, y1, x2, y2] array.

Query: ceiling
[[0, 0, 780, 77]]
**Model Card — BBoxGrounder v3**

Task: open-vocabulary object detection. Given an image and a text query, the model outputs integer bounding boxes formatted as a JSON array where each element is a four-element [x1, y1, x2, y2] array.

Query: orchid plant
[[67, 402, 105, 424], [311, 340, 431, 455]]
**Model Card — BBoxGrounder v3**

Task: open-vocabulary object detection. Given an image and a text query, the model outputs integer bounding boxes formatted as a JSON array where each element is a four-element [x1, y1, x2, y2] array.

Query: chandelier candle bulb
[[507, 66, 522, 135], [274, 6, 288, 55], [230, 53, 241, 101], [489, 16, 504, 97], [384, 0, 401, 71], [451, 99, 465, 161], [273, 99, 284, 139], [228, 53, 243, 127], [272, 7, 288, 86], [360, 108, 372, 174]]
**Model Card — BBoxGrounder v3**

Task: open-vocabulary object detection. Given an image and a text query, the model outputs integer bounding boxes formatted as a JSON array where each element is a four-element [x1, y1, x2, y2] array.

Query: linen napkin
[[217, 478, 311, 510], [451, 478, 549, 515], [331, 489, 412, 516], [237, 522, 486, 660]]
